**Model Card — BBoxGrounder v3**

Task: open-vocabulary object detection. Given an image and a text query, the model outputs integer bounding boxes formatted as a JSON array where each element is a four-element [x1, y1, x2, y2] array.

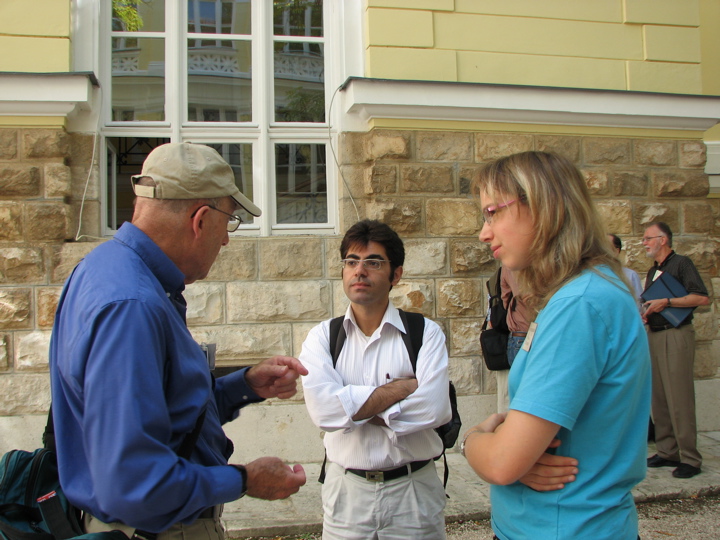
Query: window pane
[[275, 143, 327, 224], [187, 0, 251, 35], [274, 41, 324, 122], [112, 0, 165, 32], [106, 137, 170, 230], [188, 40, 252, 122], [273, 0, 323, 37], [112, 37, 165, 121], [206, 143, 255, 223]]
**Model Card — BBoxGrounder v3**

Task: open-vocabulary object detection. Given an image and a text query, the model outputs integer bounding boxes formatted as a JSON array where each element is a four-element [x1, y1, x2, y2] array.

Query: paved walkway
[[222, 432, 720, 538]]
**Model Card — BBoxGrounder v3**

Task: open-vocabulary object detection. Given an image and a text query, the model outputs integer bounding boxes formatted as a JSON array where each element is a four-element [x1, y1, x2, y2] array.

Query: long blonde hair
[[473, 151, 627, 313]]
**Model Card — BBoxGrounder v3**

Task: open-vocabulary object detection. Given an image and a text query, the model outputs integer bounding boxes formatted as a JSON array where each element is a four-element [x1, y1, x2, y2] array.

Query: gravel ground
[[244, 495, 720, 539]]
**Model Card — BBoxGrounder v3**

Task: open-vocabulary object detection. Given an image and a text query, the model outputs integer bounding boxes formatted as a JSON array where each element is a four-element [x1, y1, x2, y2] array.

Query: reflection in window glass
[[275, 143, 327, 224], [206, 143, 255, 223], [112, 38, 166, 121], [106, 137, 170, 230], [112, 0, 165, 33], [273, 0, 322, 37], [188, 0, 251, 38], [188, 40, 252, 122], [274, 41, 324, 122]]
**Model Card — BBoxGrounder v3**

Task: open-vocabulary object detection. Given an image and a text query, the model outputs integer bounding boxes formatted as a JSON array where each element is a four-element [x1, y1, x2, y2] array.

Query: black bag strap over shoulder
[[485, 266, 511, 333], [397, 309, 425, 371], [328, 315, 345, 367]]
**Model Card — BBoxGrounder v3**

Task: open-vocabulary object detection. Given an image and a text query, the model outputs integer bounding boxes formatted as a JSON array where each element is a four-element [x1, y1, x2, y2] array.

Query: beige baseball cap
[[130, 142, 261, 217]]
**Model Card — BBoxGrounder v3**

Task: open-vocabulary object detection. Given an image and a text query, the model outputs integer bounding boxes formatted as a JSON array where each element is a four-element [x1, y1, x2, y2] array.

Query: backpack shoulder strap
[[487, 266, 502, 298], [176, 409, 206, 460], [319, 315, 345, 484], [397, 309, 425, 373], [329, 316, 346, 368]]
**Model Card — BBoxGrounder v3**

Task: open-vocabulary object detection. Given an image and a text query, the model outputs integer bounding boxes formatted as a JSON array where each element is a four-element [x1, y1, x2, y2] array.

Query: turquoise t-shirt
[[491, 266, 651, 540]]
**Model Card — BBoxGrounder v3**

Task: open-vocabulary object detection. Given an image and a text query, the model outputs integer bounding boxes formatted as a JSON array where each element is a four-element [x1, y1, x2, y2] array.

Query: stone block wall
[[0, 128, 76, 418], [339, 129, 719, 390], [1, 127, 717, 461]]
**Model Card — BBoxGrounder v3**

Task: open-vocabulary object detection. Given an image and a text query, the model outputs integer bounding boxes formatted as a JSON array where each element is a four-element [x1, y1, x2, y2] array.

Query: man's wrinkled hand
[[243, 457, 306, 500], [519, 439, 578, 492], [246, 356, 308, 399]]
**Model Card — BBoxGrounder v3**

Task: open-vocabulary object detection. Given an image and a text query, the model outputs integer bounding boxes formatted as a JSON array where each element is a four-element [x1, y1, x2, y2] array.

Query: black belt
[[649, 323, 674, 332], [198, 507, 216, 519], [346, 459, 431, 482], [510, 331, 527, 337]]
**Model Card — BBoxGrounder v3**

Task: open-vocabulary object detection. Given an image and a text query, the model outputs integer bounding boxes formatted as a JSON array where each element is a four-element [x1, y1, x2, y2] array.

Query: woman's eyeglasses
[[482, 199, 519, 224]]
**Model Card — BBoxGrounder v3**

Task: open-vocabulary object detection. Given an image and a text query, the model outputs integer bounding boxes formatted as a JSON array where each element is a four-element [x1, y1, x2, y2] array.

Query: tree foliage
[[112, 0, 145, 32]]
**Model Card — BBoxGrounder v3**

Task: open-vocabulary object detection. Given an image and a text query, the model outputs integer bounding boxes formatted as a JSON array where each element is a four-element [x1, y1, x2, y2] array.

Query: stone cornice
[[339, 77, 720, 133], [0, 72, 98, 118]]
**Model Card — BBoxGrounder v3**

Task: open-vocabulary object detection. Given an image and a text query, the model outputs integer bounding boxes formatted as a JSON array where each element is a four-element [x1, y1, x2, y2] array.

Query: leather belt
[[511, 331, 527, 337], [346, 459, 431, 482], [649, 323, 673, 332]]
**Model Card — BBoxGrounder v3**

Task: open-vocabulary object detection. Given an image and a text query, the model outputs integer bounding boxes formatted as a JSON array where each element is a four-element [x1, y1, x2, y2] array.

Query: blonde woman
[[463, 151, 650, 540]]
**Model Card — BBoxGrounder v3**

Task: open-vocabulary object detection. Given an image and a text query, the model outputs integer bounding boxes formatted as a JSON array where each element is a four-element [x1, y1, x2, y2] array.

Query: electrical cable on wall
[[76, 82, 359, 240], [75, 87, 105, 242], [328, 81, 360, 223]]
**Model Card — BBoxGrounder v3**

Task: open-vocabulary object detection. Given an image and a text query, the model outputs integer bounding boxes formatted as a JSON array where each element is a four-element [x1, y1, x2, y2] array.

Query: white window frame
[[90, 0, 338, 237]]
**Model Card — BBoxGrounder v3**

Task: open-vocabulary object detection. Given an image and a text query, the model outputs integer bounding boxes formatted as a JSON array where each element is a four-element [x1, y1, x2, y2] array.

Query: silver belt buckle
[[366, 471, 384, 482]]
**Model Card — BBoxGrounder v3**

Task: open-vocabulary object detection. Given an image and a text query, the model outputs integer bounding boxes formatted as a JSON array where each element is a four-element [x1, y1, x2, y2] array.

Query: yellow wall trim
[[0, 116, 66, 128], [369, 118, 706, 140]]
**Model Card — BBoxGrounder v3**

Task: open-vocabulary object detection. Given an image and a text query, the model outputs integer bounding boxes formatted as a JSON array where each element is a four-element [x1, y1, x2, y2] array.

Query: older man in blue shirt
[[49, 143, 307, 540]]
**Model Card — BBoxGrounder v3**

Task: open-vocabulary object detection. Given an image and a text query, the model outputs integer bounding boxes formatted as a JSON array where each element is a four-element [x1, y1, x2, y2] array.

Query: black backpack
[[0, 411, 205, 540], [0, 412, 129, 540], [480, 267, 512, 371], [320, 309, 462, 489]]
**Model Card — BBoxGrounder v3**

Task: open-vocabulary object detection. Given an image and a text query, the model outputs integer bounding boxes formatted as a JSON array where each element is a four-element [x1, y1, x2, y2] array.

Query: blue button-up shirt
[[49, 223, 260, 532]]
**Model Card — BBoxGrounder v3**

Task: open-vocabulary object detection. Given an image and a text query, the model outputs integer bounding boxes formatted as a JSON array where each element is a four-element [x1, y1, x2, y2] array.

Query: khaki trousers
[[84, 507, 225, 540], [321, 461, 446, 540], [647, 324, 702, 468]]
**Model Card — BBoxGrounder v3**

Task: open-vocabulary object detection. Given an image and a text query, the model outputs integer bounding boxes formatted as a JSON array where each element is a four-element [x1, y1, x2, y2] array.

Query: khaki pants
[[321, 461, 446, 540], [84, 507, 225, 540], [648, 324, 702, 468]]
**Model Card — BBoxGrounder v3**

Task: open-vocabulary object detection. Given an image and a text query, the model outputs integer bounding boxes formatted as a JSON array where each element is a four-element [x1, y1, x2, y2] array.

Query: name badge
[[522, 322, 538, 352]]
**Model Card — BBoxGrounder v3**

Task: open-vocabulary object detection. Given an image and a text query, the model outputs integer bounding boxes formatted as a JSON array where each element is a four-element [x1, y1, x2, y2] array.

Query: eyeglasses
[[641, 235, 664, 243], [482, 198, 519, 224], [191, 204, 243, 232], [341, 258, 388, 271]]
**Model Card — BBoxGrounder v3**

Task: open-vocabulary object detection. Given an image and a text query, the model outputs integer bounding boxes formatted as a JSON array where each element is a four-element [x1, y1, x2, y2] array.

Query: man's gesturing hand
[[246, 356, 308, 399], [243, 457, 307, 500]]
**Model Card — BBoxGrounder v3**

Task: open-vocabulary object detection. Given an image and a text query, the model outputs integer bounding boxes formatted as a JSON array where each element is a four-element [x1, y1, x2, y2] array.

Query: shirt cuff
[[222, 367, 264, 405], [336, 384, 375, 428]]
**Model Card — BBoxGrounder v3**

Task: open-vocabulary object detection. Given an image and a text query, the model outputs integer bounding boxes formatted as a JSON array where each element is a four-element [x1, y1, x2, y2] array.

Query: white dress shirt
[[300, 303, 451, 470]]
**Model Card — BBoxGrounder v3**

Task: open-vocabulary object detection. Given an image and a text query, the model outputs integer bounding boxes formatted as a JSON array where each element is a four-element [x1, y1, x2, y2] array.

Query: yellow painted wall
[[365, 0, 717, 97], [0, 36, 71, 72], [0, 0, 71, 72], [700, 0, 720, 96]]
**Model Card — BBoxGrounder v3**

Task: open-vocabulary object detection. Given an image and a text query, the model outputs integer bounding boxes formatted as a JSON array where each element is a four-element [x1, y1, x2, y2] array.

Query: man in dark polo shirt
[[641, 222, 709, 479]]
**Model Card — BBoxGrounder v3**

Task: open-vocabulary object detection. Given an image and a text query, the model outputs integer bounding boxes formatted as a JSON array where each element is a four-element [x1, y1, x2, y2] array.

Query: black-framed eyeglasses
[[341, 258, 388, 271], [191, 205, 243, 232]]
